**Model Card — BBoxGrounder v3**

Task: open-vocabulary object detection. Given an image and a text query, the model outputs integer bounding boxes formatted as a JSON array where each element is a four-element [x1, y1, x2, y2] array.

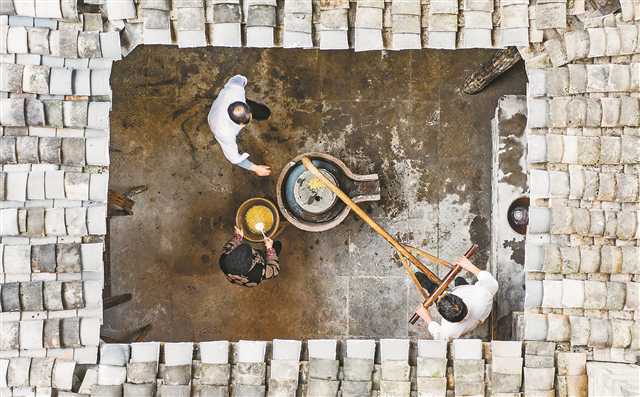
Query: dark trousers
[[246, 99, 271, 121], [415, 272, 468, 294], [273, 240, 282, 256]]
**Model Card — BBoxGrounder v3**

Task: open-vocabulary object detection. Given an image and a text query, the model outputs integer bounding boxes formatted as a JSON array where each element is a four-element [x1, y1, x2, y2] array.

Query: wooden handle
[[302, 157, 442, 285], [409, 244, 480, 324]]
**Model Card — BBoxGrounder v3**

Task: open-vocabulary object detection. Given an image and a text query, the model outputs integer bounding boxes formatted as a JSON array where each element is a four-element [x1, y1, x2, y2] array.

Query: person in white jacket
[[208, 75, 272, 176], [414, 256, 499, 341]]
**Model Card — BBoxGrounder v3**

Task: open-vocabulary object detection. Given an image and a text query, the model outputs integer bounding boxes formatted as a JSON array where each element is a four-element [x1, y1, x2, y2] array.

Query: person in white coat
[[414, 256, 499, 341], [208, 75, 272, 176]]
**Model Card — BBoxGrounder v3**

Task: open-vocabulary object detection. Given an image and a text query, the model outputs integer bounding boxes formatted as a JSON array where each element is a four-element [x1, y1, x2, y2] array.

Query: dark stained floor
[[105, 46, 527, 342]]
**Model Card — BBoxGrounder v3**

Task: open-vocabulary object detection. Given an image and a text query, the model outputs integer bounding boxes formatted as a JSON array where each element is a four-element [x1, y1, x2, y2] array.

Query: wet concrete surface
[[106, 46, 527, 342]]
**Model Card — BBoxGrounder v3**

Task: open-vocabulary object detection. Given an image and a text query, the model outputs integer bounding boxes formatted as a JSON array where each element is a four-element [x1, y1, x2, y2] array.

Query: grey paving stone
[[19, 319, 43, 349], [196, 363, 230, 385], [39, 137, 61, 164], [43, 100, 63, 128], [606, 282, 626, 310], [0, 63, 24, 92], [126, 361, 157, 384], [44, 318, 61, 348], [30, 242, 56, 270], [15, 136, 39, 163], [61, 137, 86, 165], [163, 364, 191, 385], [200, 341, 229, 364], [0, 321, 20, 350], [3, 245, 31, 273], [92, 384, 124, 396], [212, 3, 241, 23], [343, 358, 374, 381], [8, 357, 31, 387], [308, 358, 339, 380], [78, 32, 102, 58], [0, 98, 26, 126], [43, 281, 64, 310], [60, 317, 81, 347], [64, 206, 88, 236], [22, 65, 50, 94], [63, 101, 88, 128], [72, 68, 91, 96], [191, 385, 229, 397], [0, 136, 17, 163], [25, 98, 46, 126], [62, 281, 84, 309], [233, 362, 265, 385], [416, 376, 446, 397], [29, 357, 54, 387], [159, 384, 191, 397], [20, 281, 44, 311], [524, 354, 554, 368], [307, 379, 340, 396], [52, 358, 76, 390], [56, 243, 82, 273], [124, 383, 156, 396]]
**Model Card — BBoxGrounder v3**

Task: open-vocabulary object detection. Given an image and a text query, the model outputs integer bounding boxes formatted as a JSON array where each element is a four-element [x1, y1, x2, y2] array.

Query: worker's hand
[[264, 237, 273, 250], [454, 256, 480, 275], [415, 305, 432, 323], [234, 226, 244, 239], [251, 165, 271, 176]]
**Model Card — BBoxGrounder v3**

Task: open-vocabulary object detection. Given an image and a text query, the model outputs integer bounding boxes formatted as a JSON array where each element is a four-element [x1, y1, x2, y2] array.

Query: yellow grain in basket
[[245, 205, 275, 234]]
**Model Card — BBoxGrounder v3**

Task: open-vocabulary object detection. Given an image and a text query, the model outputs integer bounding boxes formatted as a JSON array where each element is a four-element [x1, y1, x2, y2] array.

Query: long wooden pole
[[301, 157, 441, 284], [401, 244, 452, 268]]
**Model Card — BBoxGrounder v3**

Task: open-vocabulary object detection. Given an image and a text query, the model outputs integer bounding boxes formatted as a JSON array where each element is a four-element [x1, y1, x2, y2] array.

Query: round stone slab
[[293, 169, 337, 214]]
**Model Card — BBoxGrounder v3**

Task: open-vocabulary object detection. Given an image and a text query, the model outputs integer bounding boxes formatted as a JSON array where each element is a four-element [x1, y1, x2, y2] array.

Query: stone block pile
[[0, 339, 584, 395]]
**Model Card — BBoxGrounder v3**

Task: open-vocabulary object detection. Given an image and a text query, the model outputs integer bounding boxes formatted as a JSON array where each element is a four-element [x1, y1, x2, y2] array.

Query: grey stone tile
[[62, 101, 88, 128], [60, 317, 81, 347], [0, 98, 26, 126], [0, 63, 24, 92], [43, 281, 64, 311], [26, 98, 46, 126], [0, 321, 20, 350], [44, 318, 61, 348], [212, 4, 241, 23], [0, 136, 17, 163], [348, 277, 408, 337], [163, 364, 192, 385], [61, 137, 86, 165], [8, 357, 31, 387], [19, 319, 44, 349], [29, 357, 54, 387], [126, 361, 157, 384], [39, 137, 61, 164], [62, 281, 84, 309], [56, 243, 82, 273], [16, 135, 39, 163], [124, 383, 156, 396], [22, 65, 50, 94], [19, 281, 44, 311], [50, 67, 73, 96], [43, 100, 63, 128]]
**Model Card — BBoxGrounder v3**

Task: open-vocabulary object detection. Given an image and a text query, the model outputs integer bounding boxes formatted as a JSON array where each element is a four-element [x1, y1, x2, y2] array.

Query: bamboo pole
[[301, 157, 441, 284], [401, 244, 452, 269]]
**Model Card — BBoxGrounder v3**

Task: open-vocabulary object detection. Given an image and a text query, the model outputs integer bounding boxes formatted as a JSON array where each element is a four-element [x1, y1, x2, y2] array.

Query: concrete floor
[[105, 46, 527, 342]]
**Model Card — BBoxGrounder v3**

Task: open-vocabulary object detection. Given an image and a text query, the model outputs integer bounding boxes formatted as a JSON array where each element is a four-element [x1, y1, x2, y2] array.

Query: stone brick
[[20, 281, 43, 311], [617, 211, 637, 240], [61, 317, 81, 348], [543, 244, 562, 273], [0, 321, 20, 350], [524, 354, 554, 368], [39, 137, 61, 164], [453, 359, 484, 383], [380, 360, 410, 382], [340, 380, 372, 396], [126, 361, 157, 384], [379, 380, 411, 397], [561, 279, 584, 308], [454, 380, 485, 396], [416, 357, 446, 378], [20, 319, 43, 349], [621, 246, 640, 274], [610, 320, 632, 349], [588, 318, 610, 348], [44, 318, 61, 348], [233, 362, 266, 385], [8, 357, 31, 387], [584, 281, 607, 309], [196, 363, 230, 386], [343, 358, 374, 381], [550, 206, 574, 234], [61, 281, 84, 309], [163, 364, 191, 385], [56, 243, 81, 273], [546, 314, 570, 342], [306, 379, 340, 396], [452, 339, 482, 359], [606, 281, 626, 310], [416, 377, 446, 397], [579, 246, 600, 273], [599, 136, 621, 164], [417, 340, 447, 358], [308, 358, 339, 380], [524, 314, 548, 341], [560, 246, 580, 273], [542, 280, 562, 308], [601, 246, 622, 273], [524, 367, 555, 391]]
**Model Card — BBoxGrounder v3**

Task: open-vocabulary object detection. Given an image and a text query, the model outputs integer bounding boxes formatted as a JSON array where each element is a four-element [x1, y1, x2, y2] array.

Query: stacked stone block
[[306, 339, 339, 397], [425, 0, 458, 49], [459, 0, 493, 48], [158, 342, 194, 396], [245, 0, 277, 48], [390, 0, 421, 50], [282, 0, 312, 48], [210, 0, 243, 47], [341, 339, 375, 397], [490, 341, 523, 395], [354, 0, 384, 51], [193, 341, 231, 396], [267, 339, 301, 396], [318, 0, 349, 49], [497, 0, 529, 46], [452, 339, 485, 396], [233, 340, 267, 396], [378, 339, 411, 397], [416, 340, 447, 397], [556, 352, 587, 397], [174, 0, 208, 48], [523, 341, 556, 397]]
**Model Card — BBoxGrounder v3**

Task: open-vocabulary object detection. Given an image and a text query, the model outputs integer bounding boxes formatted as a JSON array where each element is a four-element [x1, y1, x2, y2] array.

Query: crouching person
[[219, 226, 281, 287], [414, 256, 498, 340]]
